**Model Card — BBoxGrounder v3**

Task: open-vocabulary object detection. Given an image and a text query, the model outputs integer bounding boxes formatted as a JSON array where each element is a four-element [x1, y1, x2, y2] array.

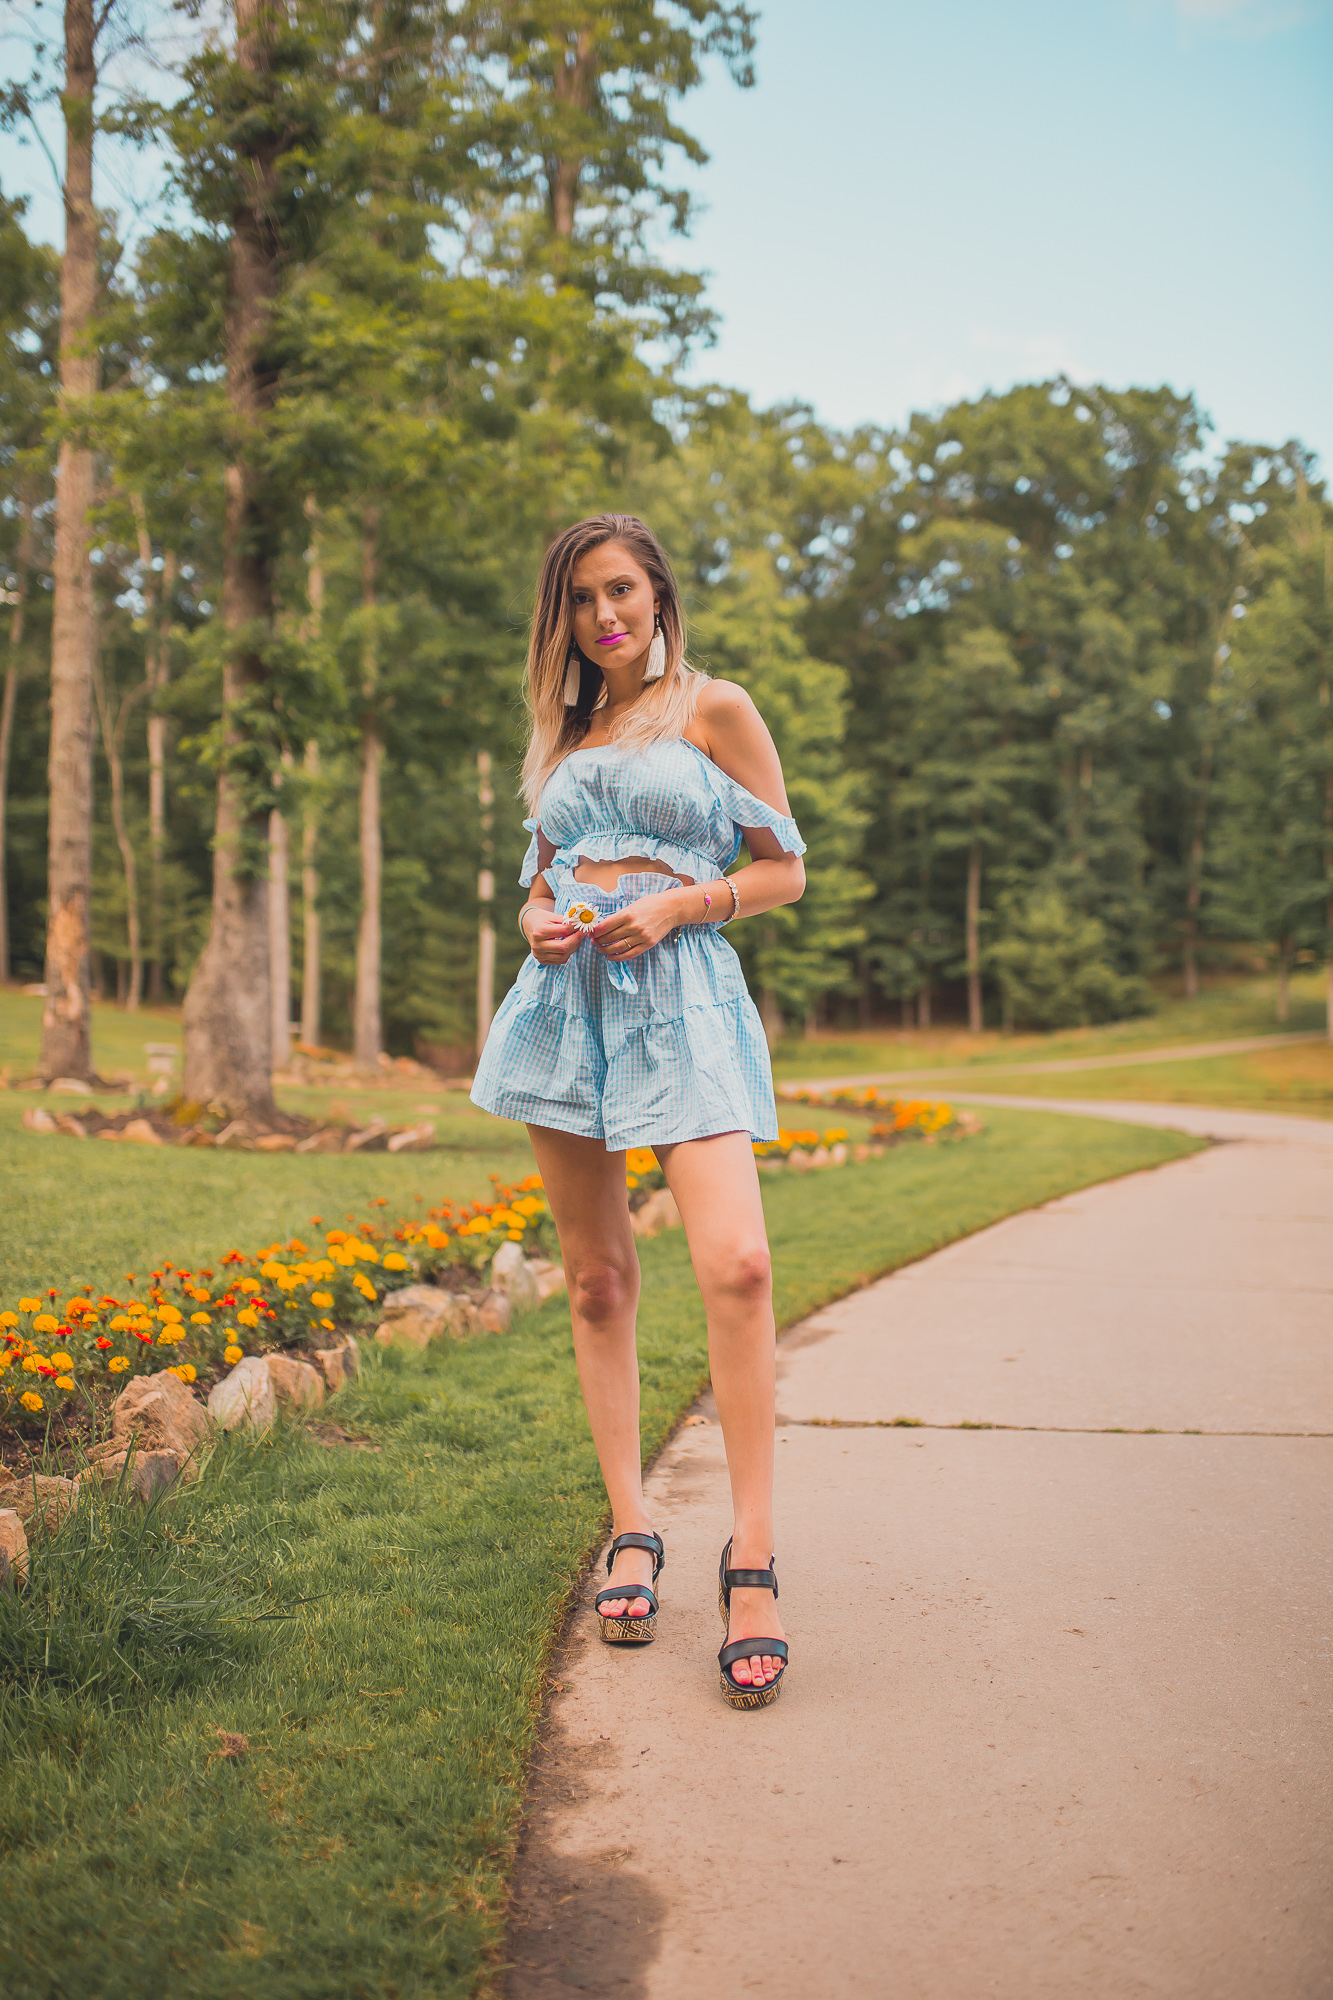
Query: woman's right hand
[[523, 906, 583, 965]]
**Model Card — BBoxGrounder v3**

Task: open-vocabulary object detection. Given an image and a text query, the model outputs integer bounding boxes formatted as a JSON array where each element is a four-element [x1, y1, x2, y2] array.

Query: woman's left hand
[[590, 890, 685, 962]]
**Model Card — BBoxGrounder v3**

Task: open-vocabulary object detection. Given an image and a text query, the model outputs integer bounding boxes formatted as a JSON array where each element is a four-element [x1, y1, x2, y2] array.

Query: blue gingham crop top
[[520, 737, 806, 889]]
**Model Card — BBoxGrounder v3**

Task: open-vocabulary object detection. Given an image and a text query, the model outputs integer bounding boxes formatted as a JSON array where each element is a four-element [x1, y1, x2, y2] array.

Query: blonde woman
[[471, 513, 805, 1709]]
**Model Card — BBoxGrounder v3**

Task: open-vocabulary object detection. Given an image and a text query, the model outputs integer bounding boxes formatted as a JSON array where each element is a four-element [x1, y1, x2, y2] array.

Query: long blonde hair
[[520, 513, 708, 810]]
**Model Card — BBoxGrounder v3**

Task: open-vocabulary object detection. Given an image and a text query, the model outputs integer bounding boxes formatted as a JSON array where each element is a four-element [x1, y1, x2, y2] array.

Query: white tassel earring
[[643, 617, 666, 683], [564, 649, 582, 707]]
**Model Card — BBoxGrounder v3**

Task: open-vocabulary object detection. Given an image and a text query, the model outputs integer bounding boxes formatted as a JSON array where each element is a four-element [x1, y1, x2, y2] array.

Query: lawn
[[948, 1038, 1333, 1119], [0, 1105, 1200, 2000]]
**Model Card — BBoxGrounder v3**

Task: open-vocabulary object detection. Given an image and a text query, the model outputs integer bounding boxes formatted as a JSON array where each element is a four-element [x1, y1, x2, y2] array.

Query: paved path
[[779, 1028, 1324, 1095], [505, 1102, 1333, 2000]]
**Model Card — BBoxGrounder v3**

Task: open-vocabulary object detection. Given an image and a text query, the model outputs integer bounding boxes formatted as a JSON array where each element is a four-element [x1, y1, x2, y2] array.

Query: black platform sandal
[[717, 1537, 788, 1710], [594, 1529, 665, 1644]]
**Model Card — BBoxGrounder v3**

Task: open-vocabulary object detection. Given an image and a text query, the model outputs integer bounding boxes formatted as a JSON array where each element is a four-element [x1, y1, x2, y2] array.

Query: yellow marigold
[[319, 1318, 335, 1331], [108, 1355, 130, 1374], [382, 1253, 408, 1272], [20, 1389, 43, 1412], [235, 1277, 260, 1294], [329, 1245, 356, 1267], [157, 1329, 184, 1346], [189, 1287, 211, 1302], [18, 1297, 41, 1312], [55, 1375, 75, 1392], [513, 1196, 545, 1218], [190, 1312, 212, 1326], [21, 1354, 41, 1373], [309, 1259, 335, 1280], [260, 1261, 287, 1281], [109, 1315, 132, 1332], [626, 1147, 657, 1175], [236, 1307, 260, 1329], [518, 1173, 543, 1192], [32, 1314, 58, 1335], [325, 1229, 348, 1246], [223, 1344, 243, 1364], [168, 1364, 197, 1384], [276, 1274, 301, 1291], [351, 1272, 377, 1300], [157, 1304, 183, 1325], [0, 1312, 16, 1329], [507, 1230, 524, 1242], [310, 1291, 333, 1308], [0, 1354, 10, 1373], [49, 1351, 72, 1370]]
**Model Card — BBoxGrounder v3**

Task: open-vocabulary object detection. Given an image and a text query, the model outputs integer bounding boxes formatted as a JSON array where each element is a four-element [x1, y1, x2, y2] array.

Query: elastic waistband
[[551, 870, 684, 912]]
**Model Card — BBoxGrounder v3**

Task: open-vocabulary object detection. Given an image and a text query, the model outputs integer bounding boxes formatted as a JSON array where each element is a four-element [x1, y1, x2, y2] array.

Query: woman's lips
[[596, 632, 629, 646]]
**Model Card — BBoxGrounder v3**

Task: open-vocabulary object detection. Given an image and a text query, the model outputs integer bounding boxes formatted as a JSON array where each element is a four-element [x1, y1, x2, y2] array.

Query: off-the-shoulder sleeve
[[519, 819, 541, 888], [701, 759, 806, 862]]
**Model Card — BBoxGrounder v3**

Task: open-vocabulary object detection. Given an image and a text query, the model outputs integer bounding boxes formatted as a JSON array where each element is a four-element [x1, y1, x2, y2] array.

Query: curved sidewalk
[[505, 1100, 1333, 2000]]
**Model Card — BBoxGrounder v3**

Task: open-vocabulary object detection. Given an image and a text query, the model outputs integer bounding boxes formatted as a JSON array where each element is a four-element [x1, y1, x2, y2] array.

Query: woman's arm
[[520, 829, 584, 965], [591, 682, 806, 961]]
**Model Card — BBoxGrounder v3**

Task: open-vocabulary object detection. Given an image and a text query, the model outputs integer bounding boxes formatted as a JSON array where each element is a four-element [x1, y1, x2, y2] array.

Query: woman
[[471, 513, 806, 1709]]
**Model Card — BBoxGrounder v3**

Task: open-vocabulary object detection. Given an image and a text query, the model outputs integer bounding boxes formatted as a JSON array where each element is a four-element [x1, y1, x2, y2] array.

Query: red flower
[[133, 1329, 153, 1345], [223, 1251, 245, 1265], [95, 1336, 112, 1350]]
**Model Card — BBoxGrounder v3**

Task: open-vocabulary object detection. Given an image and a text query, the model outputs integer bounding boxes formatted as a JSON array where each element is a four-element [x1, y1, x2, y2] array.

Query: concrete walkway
[[505, 1102, 1333, 2000], [780, 1028, 1324, 1094]]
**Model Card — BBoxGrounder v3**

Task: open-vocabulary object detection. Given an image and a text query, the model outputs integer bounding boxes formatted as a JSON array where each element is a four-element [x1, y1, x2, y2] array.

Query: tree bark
[[133, 501, 175, 1001], [268, 781, 291, 1068], [546, 30, 595, 238], [92, 658, 145, 1009], [181, 0, 283, 1120], [0, 495, 34, 981], [353, 511, 381, 1070], [1276, 937, 1291, 1025], [965, 832, 982, 1033], [299, 498, 322, 1045], [41, 0, 99, 1080]]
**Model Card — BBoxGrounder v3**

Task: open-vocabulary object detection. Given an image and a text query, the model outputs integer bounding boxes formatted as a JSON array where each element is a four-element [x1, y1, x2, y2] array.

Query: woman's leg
[[654, 1132, 785, 1689], [527, 1125, 657, 1619]]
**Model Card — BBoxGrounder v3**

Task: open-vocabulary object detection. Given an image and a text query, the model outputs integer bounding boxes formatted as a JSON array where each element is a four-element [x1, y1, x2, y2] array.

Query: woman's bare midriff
[[570, 855, 694, 891]]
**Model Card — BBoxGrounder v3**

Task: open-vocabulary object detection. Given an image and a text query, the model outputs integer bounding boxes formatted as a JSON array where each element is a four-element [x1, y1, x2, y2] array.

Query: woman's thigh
[[526, 1125, 638, 1271], [653, 1131, 770, 1294]]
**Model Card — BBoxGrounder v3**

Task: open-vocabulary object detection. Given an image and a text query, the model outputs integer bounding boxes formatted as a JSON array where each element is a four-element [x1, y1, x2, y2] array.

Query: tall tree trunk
[[299, 497, 322, 1044], [41, 0, 99, 1081], [133, 502, 175, 1002], [92, 659, 145, 1009], [0, 495, 34, 981], [268, 774, 291, 1069], [545, 31, 595, 238], [1276, 936, 1291, 1025], [916, 981, 931, 1029], [300, 740, 321, 1045], [965, 831, 982, 1034], [353, 512, 381, 1071], [181, 0, 282, 1121], [476, 749, 495, 1055]]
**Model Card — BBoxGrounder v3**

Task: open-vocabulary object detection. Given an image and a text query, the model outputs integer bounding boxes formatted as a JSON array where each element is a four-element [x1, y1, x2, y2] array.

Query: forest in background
[[2, 0, 1330, 1098]]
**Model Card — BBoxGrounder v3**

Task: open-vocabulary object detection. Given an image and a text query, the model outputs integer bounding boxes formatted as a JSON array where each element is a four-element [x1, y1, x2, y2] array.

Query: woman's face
[[570, 541, 659, 679]]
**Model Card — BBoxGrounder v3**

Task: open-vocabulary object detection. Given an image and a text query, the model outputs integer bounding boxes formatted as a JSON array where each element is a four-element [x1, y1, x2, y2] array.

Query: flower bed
[[0, 1177, 556, 1445], [779, 1088, 972, 1143]]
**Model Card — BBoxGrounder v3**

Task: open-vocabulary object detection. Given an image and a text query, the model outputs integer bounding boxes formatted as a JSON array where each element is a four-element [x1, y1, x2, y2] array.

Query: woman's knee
[[713, 1239, 772, 1307], [569, 1255, 639, 1325]]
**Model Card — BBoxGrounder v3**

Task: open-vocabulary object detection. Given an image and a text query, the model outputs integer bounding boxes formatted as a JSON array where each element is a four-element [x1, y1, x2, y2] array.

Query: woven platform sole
[[718, 1666, 784, 1710], [598, 1610, 657, 1644]]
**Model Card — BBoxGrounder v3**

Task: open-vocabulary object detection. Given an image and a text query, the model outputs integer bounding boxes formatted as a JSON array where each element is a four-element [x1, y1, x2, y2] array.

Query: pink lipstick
[[596, 632, 629, 646]]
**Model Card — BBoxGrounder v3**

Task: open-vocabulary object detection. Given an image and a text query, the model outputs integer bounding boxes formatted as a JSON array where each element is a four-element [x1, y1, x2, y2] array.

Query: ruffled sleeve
[[518, 819, 541, 889], [694, 752, 807, 867]]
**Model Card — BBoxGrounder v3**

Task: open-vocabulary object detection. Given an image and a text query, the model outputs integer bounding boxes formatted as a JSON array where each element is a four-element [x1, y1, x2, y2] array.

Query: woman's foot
[[722, 1543, 787, 1688], [597, 1535, 658, 1621]]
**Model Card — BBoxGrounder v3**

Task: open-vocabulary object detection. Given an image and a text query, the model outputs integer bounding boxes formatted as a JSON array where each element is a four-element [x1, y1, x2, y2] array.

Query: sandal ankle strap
[[723, 1564, 777, 1595], [606, 1530, 665, 1580]]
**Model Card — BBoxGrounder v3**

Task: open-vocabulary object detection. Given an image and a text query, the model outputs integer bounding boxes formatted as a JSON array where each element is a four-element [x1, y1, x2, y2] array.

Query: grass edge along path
[[0, 1109, 1202, 2000]]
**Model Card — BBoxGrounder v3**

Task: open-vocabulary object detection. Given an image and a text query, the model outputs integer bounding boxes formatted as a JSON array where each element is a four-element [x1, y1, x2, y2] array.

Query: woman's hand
[[523, 906, 584, 966], [590, 889, 686, 963]]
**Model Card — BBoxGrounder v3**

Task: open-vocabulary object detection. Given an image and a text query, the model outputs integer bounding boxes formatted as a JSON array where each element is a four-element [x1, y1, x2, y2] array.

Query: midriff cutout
[[571, 854, 696, 890]]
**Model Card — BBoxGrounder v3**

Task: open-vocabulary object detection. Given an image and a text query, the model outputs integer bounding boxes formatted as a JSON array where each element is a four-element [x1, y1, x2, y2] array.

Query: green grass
[[958, 1039, 1333, 1119], [770, 971, 1326, 1080], [0, 1106, 1201, 1999]]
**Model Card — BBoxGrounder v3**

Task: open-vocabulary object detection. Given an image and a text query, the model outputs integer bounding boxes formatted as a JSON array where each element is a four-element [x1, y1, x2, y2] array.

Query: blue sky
[[3, 0, 1330, 468]]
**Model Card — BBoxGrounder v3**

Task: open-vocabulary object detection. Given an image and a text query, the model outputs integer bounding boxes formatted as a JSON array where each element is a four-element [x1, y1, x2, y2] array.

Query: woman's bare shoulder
[[694, 677, 759, 725]]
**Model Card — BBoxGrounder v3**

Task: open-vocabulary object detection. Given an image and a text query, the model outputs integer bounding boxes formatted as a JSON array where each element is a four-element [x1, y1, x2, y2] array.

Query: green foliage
[[990, 880, 1151, 1030]]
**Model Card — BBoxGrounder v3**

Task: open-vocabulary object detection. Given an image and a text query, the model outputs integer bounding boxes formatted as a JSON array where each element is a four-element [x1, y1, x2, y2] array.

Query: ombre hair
[[520, 513, 708, 810]]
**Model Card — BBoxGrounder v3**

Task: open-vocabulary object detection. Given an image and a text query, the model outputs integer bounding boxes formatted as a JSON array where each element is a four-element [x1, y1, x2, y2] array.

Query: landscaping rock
[[477, 1287, 512, 1335], [22, 1107, 57, 1133], [492, 1241, 538, 1312], [111, 1368, 211, 1459], [0, 1510, 29, 1587], [527, 1258, 567, 1304], [787, 1148, 812, 1173], [630, 1188, 682, 1238], [253, 1133, 297, 1153], [387, 1122, 435, 1153], [313, 1338, 360, 1389], [120, 1118, 163, 1145], [0, 1473, 81, 1535], [810, 1145, 832, 1169], [51, 1077, 93, 1094], [90, 1448, 186, 1503], [830, 1142, 848, 1165], [265, 1354, 324, 1409], [345, 1120, 388, 1153], [376, 1284, 461, 1344], [56, 1113, 88, 1138], [207, 1356, 276, 1434], [295, 1129, 344, 1154]]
